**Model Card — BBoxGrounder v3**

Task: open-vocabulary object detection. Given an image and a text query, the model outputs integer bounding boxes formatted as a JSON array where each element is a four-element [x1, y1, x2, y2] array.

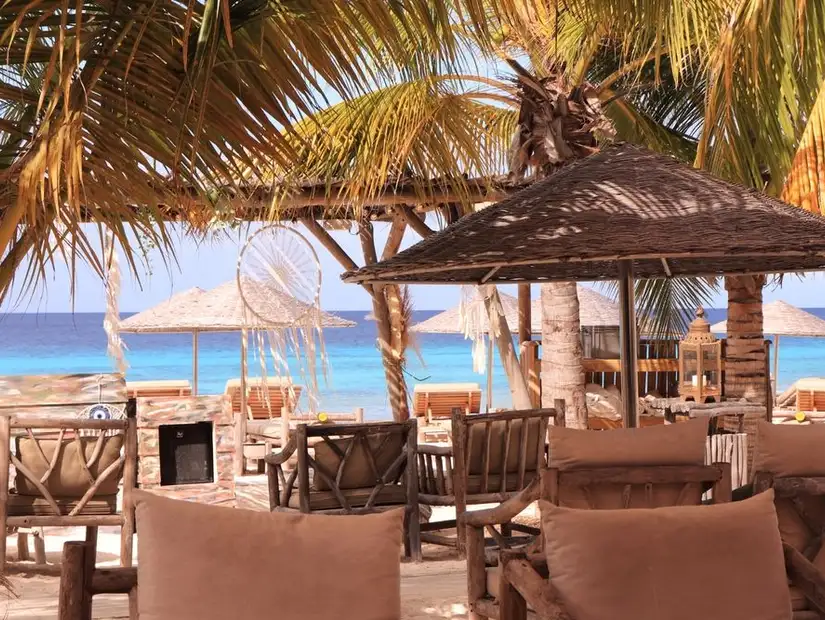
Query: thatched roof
[[343, 143, 825, 285], [711, 300, 825, 337], [411, 286, 619, 334], [121, 279, 355, 333]]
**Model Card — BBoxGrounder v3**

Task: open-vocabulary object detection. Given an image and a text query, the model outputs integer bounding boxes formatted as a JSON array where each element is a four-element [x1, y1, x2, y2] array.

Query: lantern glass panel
[[682, 346, 698, 385]]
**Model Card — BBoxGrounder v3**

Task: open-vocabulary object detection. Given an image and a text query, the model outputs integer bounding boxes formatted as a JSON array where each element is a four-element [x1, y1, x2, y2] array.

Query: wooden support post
[[0, 415, 9, 574], [296, 425, 311, 514], [33, 529, 46, 564], [17, 532, 30, 561], [405, 421, 422, 562], [120, 410, 137, 567], [399, 206, 435, 238], [452, 412, 469, 556], [518, 284, 532, 344], [499, 552, 529, 620], [618, 260, 639, 428], [192, 331, 199, 395], [235, 329, 248, 476], [466, 523, 488, 620], [58, 542, 88, 620], [483, 286, 532, 410], [82, 527, 98, 618]]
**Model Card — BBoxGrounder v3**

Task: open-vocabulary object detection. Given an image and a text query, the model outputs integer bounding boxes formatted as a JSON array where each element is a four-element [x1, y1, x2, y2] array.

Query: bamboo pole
[[235, 329, 249, 476], [518, 284, 532, 344], [618, 261, 639, 427], [773, 334, 780, 400], [486, 338, 494, 412], [482, 286, 532, 409], [192, 331, 199, 395]]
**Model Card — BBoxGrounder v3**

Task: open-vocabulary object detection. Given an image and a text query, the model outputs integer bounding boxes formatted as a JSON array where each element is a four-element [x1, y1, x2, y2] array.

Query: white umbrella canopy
[[121, 279, 355, 393], [711, 300, 825, 396]]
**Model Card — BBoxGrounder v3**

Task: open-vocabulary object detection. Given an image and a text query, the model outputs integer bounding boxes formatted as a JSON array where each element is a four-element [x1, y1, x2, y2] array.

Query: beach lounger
[[413, 382, 482, 421], [418, 405, 565, 555], [751, 420, 825, 619], [224, 376, 302, 420], [777, 377, 825, 412], [265, 419, 421, 561], [125, 379, 191, 398], [463, 418, 731, 619]]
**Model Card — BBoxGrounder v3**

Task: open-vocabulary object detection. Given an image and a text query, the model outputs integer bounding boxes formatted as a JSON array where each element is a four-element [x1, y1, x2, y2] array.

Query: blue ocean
[[1, 310, 824, 419]]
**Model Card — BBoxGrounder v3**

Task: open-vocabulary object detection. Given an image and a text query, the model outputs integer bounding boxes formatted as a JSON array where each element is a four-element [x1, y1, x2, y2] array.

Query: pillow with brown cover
[[134, 491, 403, 620], [753, 419, 825, 477], [549, 417, 708, 470], [540, 490, 791, 620]]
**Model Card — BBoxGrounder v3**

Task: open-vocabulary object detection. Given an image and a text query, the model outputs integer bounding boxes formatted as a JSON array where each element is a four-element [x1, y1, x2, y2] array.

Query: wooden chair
[[418, 404, 565, 554], [463, 463, 732, 619], [265, 419, 421, 560], [125, 380, 191, 398], [413, 383, 482, 423], [0, 403, 138, 574]]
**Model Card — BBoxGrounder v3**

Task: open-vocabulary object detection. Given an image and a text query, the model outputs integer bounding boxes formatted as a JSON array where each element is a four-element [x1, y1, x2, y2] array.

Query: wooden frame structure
[[265, 419, 421, 560], [418, 405, 565, 554], [0, 402, 137, 574], [463, 463, 732, 620]]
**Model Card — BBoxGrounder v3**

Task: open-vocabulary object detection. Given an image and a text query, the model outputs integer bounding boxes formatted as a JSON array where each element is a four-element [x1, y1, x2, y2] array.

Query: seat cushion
[[313, 432, 405, 491], [287, 485, 407, 511], [134, 491, 403, 620], [466, 418, 545, 475], [540, 490, 791, 620], [753, 420, 825, 477], [14, 435, 123, 497], [7, 493, 117, 516]]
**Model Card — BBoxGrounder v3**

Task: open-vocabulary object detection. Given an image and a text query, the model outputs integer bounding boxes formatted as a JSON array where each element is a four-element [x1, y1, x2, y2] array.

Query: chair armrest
[[500, 551, 571, 620], [462, 477, 541, 527], [264, 435, 297, 466], [784, 542, 825, 616]]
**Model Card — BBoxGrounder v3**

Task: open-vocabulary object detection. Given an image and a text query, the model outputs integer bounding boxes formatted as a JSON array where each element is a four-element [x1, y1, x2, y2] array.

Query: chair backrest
[[225, 377, 302, 419], [287, 420, 416, 514], [126, 380, 192, 399], [413, 383, 481, 419], [445, 405, 563, 501], [796, 378, 825, 412]]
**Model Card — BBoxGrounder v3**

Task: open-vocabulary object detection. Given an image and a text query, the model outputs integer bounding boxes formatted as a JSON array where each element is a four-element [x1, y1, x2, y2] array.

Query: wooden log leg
[[0, 415, 10, 575], [82, 527, 98, 619], [466, 525, 488, 620], [129, 586, 139, 620], [17, 532, 30, 561], [33, 529, 46, 565], [58, 542, 88, 620], [499, 565, 528, 620]]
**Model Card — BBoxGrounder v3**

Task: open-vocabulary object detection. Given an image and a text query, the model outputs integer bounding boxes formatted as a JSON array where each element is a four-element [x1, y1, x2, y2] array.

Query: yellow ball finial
[[317, 412, 329, 423], [795, 411, 807, 423]]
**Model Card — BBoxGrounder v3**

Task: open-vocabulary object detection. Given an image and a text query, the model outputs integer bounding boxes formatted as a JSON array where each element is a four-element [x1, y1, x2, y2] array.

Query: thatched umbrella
[[411, 287, 618, 409], [120, 278, 355, 394], [343, 143, 825, 425], [711, 300, 825, 396]]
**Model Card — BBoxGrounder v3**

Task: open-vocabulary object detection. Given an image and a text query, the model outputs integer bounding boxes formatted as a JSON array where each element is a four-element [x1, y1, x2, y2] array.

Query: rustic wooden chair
[[463, 461, 732, 620], [264, 419, 421, 560], [418, 404, 565, 554], [0, 402, 138, 575]]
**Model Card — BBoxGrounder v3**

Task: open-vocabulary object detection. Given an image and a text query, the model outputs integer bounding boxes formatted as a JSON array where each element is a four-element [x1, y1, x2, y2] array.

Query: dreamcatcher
[[237, 224, 326, 413], [460, 285, 503, 411]]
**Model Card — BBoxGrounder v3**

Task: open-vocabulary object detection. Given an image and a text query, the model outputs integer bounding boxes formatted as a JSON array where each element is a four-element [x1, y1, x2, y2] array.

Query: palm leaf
[[782, 80, 825, 214]]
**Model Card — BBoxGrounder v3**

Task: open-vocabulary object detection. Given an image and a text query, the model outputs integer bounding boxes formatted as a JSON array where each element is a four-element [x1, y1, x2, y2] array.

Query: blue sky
[[2, 219, 824, 313]]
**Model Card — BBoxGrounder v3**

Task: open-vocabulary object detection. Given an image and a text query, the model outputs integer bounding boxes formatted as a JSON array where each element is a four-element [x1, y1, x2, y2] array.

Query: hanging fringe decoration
[[103, 231, 128, 375], [459, 285, 501, 374]]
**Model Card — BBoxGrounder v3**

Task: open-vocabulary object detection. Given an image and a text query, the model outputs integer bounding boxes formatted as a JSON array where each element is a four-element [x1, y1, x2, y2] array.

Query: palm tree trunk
[[385, 283, 410, 420], [724, 275, 767, 402], [540, 282, 588, 427]]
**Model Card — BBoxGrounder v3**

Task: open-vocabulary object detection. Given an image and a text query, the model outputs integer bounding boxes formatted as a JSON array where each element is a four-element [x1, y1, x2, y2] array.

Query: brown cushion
[[7, 494, 117, 516], [549, 417, 708, 470], [466, 418, 545, 475], [14, 435, 124, 497], [313, 432, 405, 491], [134, 491, 403, 620], [753, 420, 825, 477], [540, 490, 792, 620]]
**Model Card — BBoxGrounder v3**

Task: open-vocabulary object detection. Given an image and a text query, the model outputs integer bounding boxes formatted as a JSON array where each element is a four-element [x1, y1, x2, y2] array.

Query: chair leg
[[498, 571, 528, 620], [17, 531, 30, 561], [58, 542, 90, 620], [33, 529, 46, 565], [82, 527, 98, 619]]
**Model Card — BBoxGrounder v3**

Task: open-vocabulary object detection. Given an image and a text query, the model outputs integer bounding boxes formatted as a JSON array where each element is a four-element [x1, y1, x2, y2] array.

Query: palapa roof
[[711, 300, 825, 337], [343, 143, 825, 285], [120, 279, 355, 333], [411, 286, 619, 334]]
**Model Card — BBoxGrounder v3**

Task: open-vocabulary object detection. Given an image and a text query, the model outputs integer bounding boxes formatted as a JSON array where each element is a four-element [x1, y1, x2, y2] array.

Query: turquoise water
[[1, 310, 824, 419]]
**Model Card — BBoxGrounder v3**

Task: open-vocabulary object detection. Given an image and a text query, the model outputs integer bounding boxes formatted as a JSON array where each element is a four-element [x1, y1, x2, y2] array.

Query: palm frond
[[782, 80, 825, 214]]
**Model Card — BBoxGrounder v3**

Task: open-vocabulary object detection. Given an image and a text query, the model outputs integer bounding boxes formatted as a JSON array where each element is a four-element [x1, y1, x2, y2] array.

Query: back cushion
[[15, 435, 124, 497], [540, 491, 791, 620], [135, 492, 403, 620], [549, 418, 709, 509], [466, 417, 545, 475], [313, 433, 405, 491]]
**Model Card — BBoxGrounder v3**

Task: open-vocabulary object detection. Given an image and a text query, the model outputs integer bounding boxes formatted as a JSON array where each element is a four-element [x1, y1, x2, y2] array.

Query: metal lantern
[[679, 307, 722, 402]]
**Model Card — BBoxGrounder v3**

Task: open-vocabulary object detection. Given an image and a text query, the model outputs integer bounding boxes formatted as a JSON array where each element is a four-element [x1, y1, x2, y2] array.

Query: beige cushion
[[313, 433, 405, 491], [14, 435, 123, 497], [134, 491, 403, 620], [753, 420, 825, 477], [549, 417, 708, 470], [466, 418, 544, 475], [541, 490, 792, 620]]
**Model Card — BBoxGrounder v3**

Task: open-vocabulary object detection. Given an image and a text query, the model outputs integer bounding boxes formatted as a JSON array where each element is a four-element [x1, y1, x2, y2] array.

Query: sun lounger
[[224, 376, 301, 420], [777, 377, 825, 412], [125, 379, 191, 398], [413, 383, 482, 421]]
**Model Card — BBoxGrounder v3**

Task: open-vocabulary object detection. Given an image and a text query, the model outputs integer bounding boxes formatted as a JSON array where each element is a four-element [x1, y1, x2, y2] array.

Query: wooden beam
[[399, 206, 435, 238], [382, 216, 407, 261], [618, 260, 639, 428], [518, 284, 531, 344], [300, 218, 360, 272]]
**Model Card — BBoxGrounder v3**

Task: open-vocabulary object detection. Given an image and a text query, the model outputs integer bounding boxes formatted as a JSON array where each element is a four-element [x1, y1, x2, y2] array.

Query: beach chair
[[56, 491, 404, 620], [778, 378, 825, 413], [125, 379, 191, 398], [489, 490, 817, 620], [750, 420, 825, 619], [463, 418, 731, 619], [413, 382, 482, 422], [417, 405, 565, 555], [265, 419, 421, 560]]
